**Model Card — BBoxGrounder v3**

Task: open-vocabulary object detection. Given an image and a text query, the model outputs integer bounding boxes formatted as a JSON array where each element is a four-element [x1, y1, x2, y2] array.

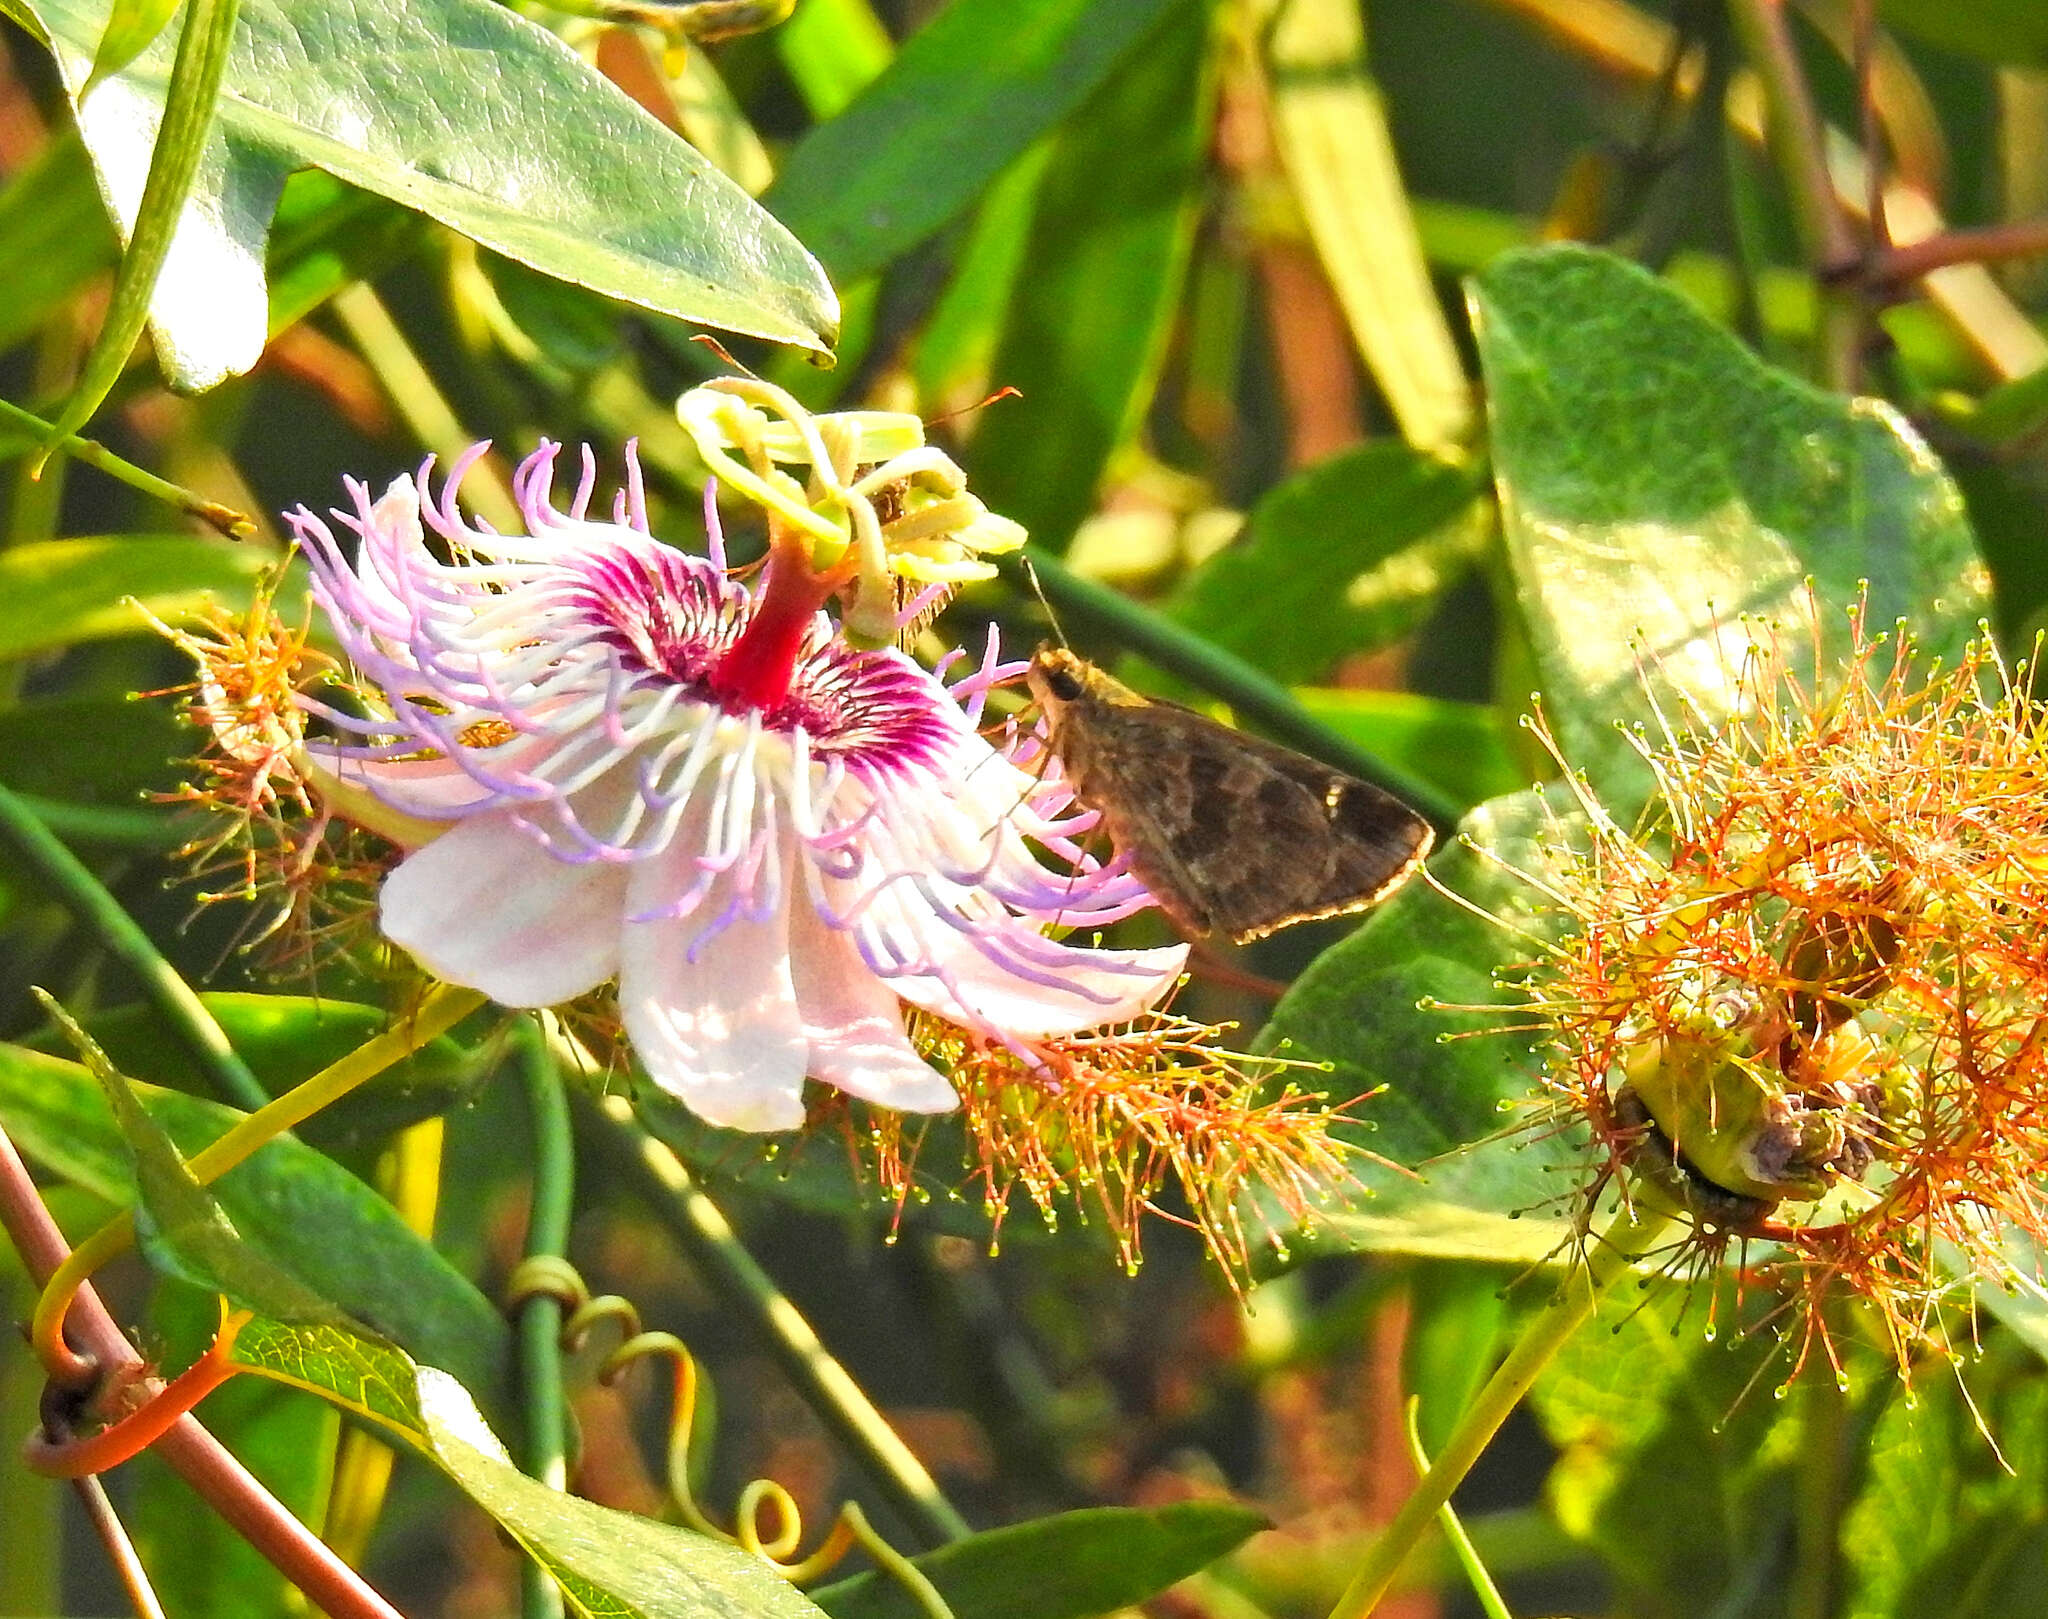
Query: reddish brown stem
[[1857, 217, 2048, 285], [708, 537, 845, 710], [0, 1122, 404, 1619]]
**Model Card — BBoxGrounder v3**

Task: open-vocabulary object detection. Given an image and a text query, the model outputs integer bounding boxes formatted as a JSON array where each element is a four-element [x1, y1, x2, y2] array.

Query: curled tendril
[[503, 1258, 954, 1619]]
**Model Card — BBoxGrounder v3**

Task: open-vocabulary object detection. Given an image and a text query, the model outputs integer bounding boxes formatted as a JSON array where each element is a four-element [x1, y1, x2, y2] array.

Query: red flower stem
[[0, 1120, 404, 1619]]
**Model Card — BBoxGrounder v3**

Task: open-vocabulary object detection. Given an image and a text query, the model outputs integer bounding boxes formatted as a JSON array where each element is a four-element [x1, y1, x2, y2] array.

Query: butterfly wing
[[1053, 699, 1433, 943]]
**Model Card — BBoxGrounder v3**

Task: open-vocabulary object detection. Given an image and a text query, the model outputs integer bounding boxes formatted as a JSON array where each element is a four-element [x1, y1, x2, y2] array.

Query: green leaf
[[0, 131, 118, 357], [0, 1038, 510, 1404], [1164, 443, 1486, 686], [55, 993, 487, 1149], [1879, 0, 2048, 65], [133, 1283, 340, 1619], [1252, 788, 1580, 1265], [1471, 245, 1988, 808], [811, 1503, 1269, 1619], [0, 535, 270, 661], [966, 0, 1218, 552], [1841, 1335, 2048, 1619], [0, 695, 189, 808], [81, 0, 179, 93], [1530, 1282, 1802, 1612], [264, 172, 429, 337], [37, 991, 351, 1324], [1292, 690, 1524, 811], [766, 0, 1184, 284], [773, 0, 891, 121], [229, 1318, 828, 1619], [1265, 0, 1471, 453], [6, 0, 836, 394]]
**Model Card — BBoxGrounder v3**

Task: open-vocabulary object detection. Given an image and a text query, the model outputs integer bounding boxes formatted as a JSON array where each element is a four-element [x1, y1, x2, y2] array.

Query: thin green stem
[[0, 396, 254, 537], [1402, 1398, 1510, 1619], [580, 1088, 973, 1549], [0, 780, 266, 1112], [1327, 1206, 1674, 1619], [516, 1026, 574, 1619], [1007, 549, 1462, 833], [39, 0, 240, 461]]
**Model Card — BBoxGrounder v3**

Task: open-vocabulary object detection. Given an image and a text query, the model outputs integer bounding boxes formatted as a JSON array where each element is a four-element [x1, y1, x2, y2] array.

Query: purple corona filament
[[289, 443, 1185, 1131]]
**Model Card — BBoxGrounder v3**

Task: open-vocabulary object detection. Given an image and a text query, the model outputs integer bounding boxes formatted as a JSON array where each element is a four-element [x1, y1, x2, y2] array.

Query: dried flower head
[[871, 1009, 1365, 1279], [1513, 597, 2048, 1374]]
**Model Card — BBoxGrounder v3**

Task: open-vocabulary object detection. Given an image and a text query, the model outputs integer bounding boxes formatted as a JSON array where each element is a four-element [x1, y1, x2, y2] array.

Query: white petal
[[787, 894, 956, 1115], [379, 810, 626, 1006], [849, 883, 1187, 1037], [620, 841, 808, 1132]]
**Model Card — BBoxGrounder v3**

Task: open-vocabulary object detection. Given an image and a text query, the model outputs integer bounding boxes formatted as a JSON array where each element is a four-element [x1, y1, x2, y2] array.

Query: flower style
[[1513, 599, 2048, 1374], [287, 442, 1184, 1131]]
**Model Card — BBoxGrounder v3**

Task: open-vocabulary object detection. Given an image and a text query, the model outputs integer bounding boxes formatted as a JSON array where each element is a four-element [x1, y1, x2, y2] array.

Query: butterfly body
[[1024, 647, 1434, 943]]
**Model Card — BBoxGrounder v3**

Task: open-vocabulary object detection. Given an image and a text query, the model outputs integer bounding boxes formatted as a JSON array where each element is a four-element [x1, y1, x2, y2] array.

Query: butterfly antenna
[[1020, 556, 1072, 649]]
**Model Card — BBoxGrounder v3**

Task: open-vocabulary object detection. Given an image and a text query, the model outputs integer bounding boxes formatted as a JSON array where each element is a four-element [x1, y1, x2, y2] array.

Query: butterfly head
[[1026, 645, 1091, 713]]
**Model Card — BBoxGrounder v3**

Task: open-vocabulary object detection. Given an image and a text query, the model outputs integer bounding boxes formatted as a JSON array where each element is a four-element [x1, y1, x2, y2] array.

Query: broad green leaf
[[811, 1503, 1269, 1619], [133, 1283, 340, 1619], [1879, 0, 2048, 65], [60, 993, 486, 1149], [1471, 246, 1988, 808], [0, 1039, 510, 1404], [0, 131, 118, 357], [766, 0, 1184, 284], [81, 0, 177, 97], [1252, 788, 1580, 1264], [1293, 690, 1524, 811], [0, 695, 188, 807], [1266, 0, 1471, 453], [0, 535, 269, 661], [4, 0, 836, 394], [230, 1318, 827, 1619], [1841, 1336, 2048, 1619], [39, 994, 358, 1324], [1164, 443, 1486, 685], [1531, 1283, 1803, 1612], [966, 0, 1217, 552]]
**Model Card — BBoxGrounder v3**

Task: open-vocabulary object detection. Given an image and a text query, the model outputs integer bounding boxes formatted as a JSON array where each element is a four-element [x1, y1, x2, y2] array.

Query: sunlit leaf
[[0, 1039, 509, 1404], [2, 0, 836, 392], [1251, 789, 1581, 1264], [1266, 0, 1472, 453], [767, 0, 1184, 283], [0, 536, 270, 662], [230, 1318, 828, 1619], [1471, 245, 1988, 810], [811, 1503, 1269, 1619]]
